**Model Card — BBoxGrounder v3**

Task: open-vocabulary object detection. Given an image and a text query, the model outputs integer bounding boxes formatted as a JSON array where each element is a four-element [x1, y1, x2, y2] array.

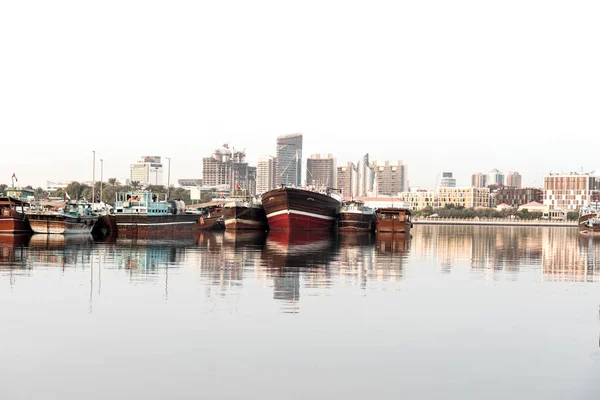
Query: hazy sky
[[2, 1, 599, 189]]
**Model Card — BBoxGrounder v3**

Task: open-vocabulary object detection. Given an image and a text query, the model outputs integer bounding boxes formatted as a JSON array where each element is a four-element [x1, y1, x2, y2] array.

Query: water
[[1, 226, 600, 399]]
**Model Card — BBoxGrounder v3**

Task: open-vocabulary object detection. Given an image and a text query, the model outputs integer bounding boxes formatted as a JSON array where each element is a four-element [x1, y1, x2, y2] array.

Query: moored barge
[[27, 202, 99, 234], [375, 207, 412, 233], [114, 192, 200, 235], [338, 200, 376, 232]]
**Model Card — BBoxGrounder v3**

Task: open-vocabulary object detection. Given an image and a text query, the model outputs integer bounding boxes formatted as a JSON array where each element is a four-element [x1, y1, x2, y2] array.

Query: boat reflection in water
[[0, 234, 30, 268], [264, 231, 336, 313]]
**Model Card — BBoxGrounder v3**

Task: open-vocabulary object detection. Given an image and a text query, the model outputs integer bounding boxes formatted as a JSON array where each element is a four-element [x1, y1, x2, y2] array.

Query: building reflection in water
[[411, 225, 545, 278], [2, 226, 600, 311]]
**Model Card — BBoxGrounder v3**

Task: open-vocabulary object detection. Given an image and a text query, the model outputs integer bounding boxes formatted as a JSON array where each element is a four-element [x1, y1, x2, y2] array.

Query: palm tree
[[131, 180, 141, 190], [107, 178, 119, 187]]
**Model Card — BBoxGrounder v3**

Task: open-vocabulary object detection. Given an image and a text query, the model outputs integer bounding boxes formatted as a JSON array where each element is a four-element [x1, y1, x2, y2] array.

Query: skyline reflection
[[0, 226, 598, 312]]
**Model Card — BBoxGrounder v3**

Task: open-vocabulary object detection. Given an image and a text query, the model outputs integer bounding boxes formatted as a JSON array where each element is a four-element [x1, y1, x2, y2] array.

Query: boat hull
[[28, 214, 97, 234], [338, 211, 376, 232], [115, 214, 201, 235], [0, 217, 31, 234], [223, 205, 267, 230], [261, 187, 340, 231], [579, 216, 600, 235], [376, 220, 412, 233]]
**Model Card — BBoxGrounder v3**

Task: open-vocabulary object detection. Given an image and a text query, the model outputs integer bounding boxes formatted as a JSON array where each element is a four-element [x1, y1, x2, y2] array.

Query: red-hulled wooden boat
[[261, 186, 341, 231], [0, 196, 31, 234]]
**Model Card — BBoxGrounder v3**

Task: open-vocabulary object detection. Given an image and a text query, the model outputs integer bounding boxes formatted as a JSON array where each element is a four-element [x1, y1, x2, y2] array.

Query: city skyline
[[2, 2, 599, 189]]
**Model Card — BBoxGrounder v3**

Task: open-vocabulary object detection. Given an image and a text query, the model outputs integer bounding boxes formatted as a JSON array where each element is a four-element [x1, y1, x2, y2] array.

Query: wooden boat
[[338, 200, 376, 232], [0, 196, 31, 234], [27, 201, 99, 234], [223, 191, 267, 230], [114, 192, 201, 235], [375, 208, 412, 233], [261, 186, 342, 231], [192, 205, 225, 231], [578, 206, 600, 235]]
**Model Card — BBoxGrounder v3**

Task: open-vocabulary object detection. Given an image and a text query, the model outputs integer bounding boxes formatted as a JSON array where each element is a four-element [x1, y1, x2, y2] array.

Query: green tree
[[567, 211, 579, 221], [130, 180, 141, 190], [0, 184, 7, 193], [34, 187, 48, 200], [107, 178, 120, 186]]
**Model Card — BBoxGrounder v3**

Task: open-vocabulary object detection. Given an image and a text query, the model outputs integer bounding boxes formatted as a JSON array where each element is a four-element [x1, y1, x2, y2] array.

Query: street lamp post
[[92, 151, 96, 204], [165, 157, 171, 200], [100, 159, 103, 203]]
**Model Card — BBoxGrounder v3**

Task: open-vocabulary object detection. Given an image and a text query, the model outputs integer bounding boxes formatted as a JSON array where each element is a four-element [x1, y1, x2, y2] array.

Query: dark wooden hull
[[579, 213, 600, 235], [95, 214, 117, 234], [28, 213, 97, 234], [115, 214, 201, 234], [338, 211, 376, 232], [194, 215, 225, 231], [261, 187, 340, 231], [223, 204, 267, 230], [0, 216, 31, 234], [376, 219, 411, 233]]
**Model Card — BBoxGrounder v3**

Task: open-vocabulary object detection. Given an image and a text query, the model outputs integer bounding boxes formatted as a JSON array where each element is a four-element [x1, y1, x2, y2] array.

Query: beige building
[[397, 191, 438, 211], [337, 162, 357, 199], [506, 171, 522, 188], [543, 172, 600, 210], [130, 156, 163, 186], [437, 187, 490, 208], [372, 160, 408, 196], [471, 173, 486, 188], [256, 155, 276, 194]]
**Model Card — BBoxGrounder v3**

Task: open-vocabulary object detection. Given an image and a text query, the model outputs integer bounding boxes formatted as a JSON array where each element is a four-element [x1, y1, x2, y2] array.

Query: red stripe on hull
[[0, 218, 31, 234], [267, 212, 336, 231]]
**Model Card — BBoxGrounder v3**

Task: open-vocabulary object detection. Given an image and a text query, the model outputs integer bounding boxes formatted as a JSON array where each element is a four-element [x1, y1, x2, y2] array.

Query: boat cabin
[[0, 196, 29, 216], [375, 207, 412, 233], [115, 192, 171, 215]]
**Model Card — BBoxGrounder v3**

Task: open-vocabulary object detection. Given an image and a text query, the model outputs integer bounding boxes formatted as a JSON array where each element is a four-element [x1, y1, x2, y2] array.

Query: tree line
[[0, 180, 213, 204], [414, 204, 579, 221]]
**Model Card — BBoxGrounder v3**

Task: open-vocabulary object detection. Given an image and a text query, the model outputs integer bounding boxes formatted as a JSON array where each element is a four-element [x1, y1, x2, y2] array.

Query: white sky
[[2, 1, 599, 189]]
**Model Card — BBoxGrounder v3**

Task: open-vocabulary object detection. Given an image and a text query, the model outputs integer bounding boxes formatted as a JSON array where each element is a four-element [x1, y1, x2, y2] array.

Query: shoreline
[[413, 218, 577, 227]]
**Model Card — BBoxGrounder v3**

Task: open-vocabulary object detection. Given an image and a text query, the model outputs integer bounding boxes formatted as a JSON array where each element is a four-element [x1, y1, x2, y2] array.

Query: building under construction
[[202, 144, 256, 194]]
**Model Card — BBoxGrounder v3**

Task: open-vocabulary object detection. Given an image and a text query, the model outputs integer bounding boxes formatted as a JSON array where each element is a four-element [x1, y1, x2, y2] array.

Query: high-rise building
[[439, 172, 456, 188], [506, 171, 522, 188], [130, 156, 163, 186], [256, 155, 276, 194], [543, 172, 600, 210], [471, 173, 487, 188], [372, 160, 408, 196], [337, 162, 357, 199], [486, 168, 505, 186], [357, 153, 374, 197], [275, 133, 302, 187], [306, 154, 336, 188], [202, 145, 256, 194]]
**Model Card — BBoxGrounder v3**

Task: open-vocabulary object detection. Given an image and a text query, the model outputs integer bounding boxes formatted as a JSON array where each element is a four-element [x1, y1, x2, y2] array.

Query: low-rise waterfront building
[[397, 190, 438, 211], [437, 187, 490, 209], [495, 187, 543, 208], [543, 172, 600, 210]]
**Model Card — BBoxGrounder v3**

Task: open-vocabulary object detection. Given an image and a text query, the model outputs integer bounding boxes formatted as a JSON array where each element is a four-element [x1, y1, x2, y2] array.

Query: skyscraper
[[372, 160, 408, 196], [471, 173, 487, 188], [275, 133, 302, 187], [506, 171, 522, 188], [357, 153, 374, 196], [202, 145, 256, 194], [337, 162, 357, 199], [256, 155, 276, 194], [486, 168, 505, 186], [306, 154, 336, 187]]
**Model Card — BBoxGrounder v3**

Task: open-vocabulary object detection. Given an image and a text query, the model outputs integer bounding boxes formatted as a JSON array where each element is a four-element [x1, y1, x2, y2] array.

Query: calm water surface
[[2, 226, 600, 399]]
